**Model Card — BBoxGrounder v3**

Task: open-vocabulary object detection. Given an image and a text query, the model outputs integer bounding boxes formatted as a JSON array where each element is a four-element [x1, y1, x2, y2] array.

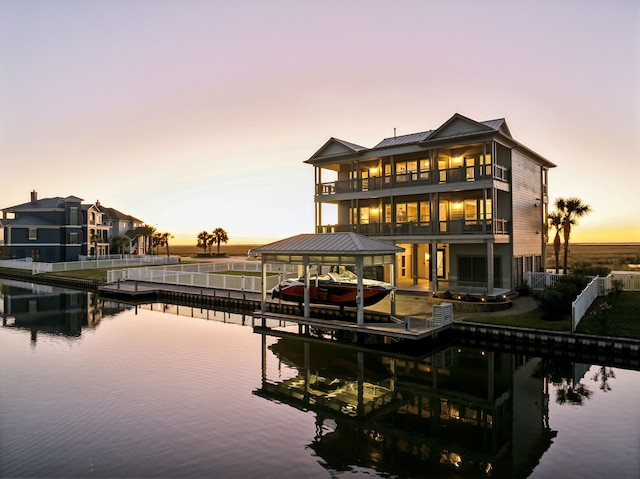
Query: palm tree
[[212, 227, 229, 255], [112, 235, 130, 255], [555, 198, 592, 275], [155, 232, 174, 257], [197, 231, 211, 255], [140, 224, 157, 255], [89, 231, 102, 258], [548, 211, 564, 274]]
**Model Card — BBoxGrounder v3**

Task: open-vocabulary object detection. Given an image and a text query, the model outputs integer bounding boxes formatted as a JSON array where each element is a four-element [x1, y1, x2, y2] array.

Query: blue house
[[0, 191, 132, 261]]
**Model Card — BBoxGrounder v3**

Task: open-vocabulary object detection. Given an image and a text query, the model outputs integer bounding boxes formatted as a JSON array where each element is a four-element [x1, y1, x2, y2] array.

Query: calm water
[[1, 279, 638, 479]]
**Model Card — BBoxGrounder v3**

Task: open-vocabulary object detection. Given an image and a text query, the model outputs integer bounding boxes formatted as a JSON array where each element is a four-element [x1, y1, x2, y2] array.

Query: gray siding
[[511, 150, 544, 257]]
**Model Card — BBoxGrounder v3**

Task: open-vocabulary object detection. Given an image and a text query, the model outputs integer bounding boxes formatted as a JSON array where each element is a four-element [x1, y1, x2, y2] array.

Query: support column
[[431, 240, 438, 293], [487, 241, 494, 296], [412, 243, 418, 285], [260, 257, 267, 312], [303, 257, 310, 318], [356, 256, 364, 325], [390, 257, 397, 317]]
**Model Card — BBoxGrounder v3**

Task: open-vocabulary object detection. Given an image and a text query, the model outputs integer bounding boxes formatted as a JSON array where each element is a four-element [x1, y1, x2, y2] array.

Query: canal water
[[1, 279, 638, 479]]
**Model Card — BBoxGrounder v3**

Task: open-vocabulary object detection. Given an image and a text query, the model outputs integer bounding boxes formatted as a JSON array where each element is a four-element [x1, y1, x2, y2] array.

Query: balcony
[[318, 219, 509, 236], [316, 165, 509, 196]]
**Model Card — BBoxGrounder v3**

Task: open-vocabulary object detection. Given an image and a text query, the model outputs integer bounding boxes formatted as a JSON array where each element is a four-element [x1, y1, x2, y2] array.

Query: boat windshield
[[328, 269, 357, 282]]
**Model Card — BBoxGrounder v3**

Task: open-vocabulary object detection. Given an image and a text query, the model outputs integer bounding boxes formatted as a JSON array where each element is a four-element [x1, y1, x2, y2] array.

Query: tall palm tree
[[140, 224, 157, 255], [155, 232, 174, 257], [555, 197, 592, 275], [548, 211, 564, 274], [212, 227, 229, 255], [197, 231, 211, 255]]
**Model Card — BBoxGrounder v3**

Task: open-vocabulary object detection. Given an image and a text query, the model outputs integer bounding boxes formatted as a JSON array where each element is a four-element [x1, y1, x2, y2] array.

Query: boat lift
[[251, 233, 404, 325]]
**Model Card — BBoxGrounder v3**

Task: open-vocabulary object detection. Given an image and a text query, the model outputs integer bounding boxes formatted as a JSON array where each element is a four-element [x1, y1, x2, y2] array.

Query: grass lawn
[[576, 291, 640, 339], [463, 292, 640, 339], [462, 310, 571, 332], [210, 270, 278, 277], [47, 269, 111, 281]]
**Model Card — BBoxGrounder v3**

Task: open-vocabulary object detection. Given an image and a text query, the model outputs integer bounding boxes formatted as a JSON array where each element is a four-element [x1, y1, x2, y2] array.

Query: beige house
[[305, 113, 555, 296]]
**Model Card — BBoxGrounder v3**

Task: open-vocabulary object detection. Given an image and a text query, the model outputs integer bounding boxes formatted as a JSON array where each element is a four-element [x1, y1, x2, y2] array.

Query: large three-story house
[[305, 114, 555, 295]]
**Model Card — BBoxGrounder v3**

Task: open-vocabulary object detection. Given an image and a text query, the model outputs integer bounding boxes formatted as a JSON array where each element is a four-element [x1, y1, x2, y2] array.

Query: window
[[419, 201, 430, 222], [70, 232, 79, 244], [395, 203, 418, 223], [395, 161, 418, 182], [70, 207, 78, 225], [29, 227, 37, 240]]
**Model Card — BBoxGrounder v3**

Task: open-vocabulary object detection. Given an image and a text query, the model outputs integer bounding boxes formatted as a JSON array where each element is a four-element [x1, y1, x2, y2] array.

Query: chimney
[[31, 190, 37, 203]]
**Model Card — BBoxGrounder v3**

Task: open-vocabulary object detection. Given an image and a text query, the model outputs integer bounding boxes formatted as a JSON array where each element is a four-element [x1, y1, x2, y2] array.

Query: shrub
[[571, 262, 611, 277], [534, 275, 588, 320], [514, 282, 532, 296]]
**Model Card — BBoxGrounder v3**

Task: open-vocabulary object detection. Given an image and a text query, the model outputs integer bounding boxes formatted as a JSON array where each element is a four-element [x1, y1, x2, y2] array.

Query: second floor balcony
[[317, 219, 509, 237], [316, 165, 509, 196]]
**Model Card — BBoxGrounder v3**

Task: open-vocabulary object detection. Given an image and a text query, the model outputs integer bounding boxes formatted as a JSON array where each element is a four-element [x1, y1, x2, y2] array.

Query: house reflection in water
[[0, 280, 132, 343], [254, 332, 558, 478]]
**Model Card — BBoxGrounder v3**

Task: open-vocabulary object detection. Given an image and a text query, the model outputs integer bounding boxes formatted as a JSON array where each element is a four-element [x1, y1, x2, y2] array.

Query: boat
[[271, 266, 392, 307]]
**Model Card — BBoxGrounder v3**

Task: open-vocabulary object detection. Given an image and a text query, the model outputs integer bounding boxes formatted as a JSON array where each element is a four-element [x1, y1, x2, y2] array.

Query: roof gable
[[307, 137, 367, 161], [481, 118, 512, 138], [427, 113, 495, 141]]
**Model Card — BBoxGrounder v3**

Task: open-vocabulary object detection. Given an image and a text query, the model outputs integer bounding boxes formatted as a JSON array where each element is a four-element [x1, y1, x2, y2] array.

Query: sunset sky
[[1, 0, 639, 245]]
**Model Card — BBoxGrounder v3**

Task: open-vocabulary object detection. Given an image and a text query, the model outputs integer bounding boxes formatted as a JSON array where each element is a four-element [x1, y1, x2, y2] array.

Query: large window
[[395, 203, 417, 223], [70, 207, 78, 225], [420, 201, 430, 222]]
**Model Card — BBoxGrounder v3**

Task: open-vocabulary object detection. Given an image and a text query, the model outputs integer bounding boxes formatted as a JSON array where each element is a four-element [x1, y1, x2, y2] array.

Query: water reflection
[[255, 332, 608, 477], [0, 279, 636, 478]]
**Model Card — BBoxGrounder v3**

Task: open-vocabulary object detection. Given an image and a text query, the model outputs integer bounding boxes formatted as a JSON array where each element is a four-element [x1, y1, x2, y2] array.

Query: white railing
[[526, 271, 639, 293], [610, 271, 640, 291], [106, 262, 298, 294], [525, 271, 565, 290]]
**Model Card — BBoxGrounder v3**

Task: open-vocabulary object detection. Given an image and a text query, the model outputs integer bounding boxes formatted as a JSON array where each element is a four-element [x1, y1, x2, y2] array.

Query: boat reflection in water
[[255, 332, 563, 478]]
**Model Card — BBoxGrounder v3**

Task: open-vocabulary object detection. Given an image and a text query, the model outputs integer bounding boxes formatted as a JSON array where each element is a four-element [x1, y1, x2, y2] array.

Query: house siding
[[511, 150, 544, 257]]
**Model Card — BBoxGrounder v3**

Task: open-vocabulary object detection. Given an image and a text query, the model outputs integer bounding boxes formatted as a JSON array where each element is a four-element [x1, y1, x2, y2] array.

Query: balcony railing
[[318, 219, 509, 236], [316, 165, 509, 196]]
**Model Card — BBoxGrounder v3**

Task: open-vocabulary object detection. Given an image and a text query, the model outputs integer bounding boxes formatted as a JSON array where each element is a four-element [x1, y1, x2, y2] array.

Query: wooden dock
[[253, 310, 452, 341], [99, 280, 449, 341]]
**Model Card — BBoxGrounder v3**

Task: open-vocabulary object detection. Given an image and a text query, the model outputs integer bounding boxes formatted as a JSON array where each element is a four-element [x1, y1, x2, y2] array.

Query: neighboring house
[[0, 191, 143, 261], [98, 202, 145, 255], [305, 113, 555, 295]]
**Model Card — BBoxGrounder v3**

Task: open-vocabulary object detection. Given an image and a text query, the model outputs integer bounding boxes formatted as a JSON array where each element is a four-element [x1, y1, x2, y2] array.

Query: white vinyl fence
[[0, 255, 179, 274], [571, 276, 601, 333], [106, 262, 298, 294], [526, 271, 639, 333]]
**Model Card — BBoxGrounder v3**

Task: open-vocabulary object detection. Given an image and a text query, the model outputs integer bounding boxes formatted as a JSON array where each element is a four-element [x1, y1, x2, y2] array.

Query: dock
[[253, 310, 452, 341], [99, 280, 450, 341]]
